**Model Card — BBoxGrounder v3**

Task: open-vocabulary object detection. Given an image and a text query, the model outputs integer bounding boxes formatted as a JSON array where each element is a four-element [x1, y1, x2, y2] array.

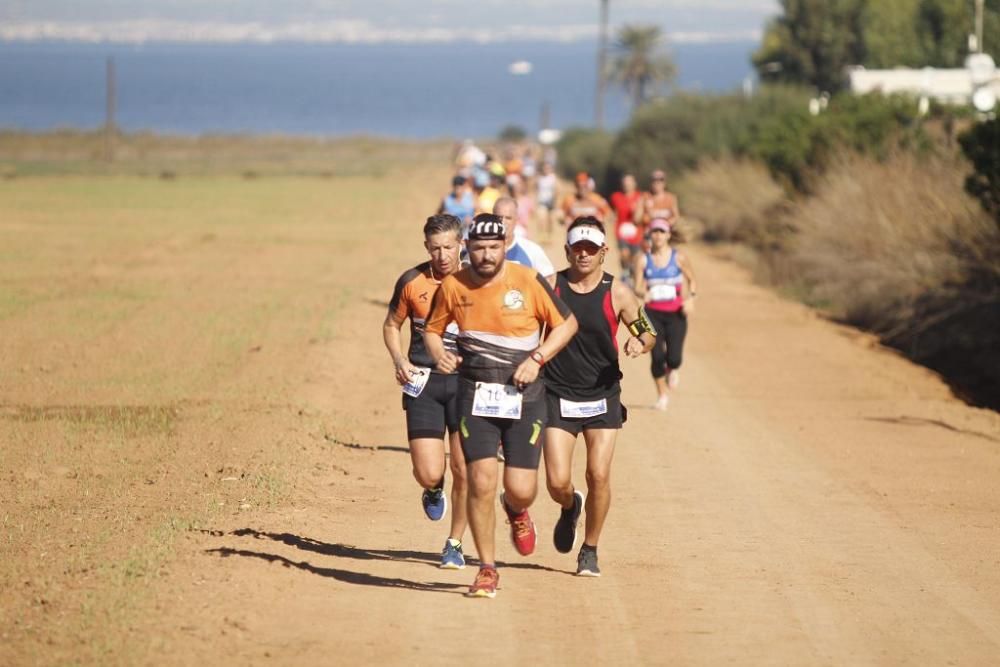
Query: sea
[[0, 40, 757, 139]]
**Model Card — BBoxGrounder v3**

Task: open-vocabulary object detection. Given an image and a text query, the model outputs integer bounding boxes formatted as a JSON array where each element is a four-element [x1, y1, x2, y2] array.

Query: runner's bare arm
[[382, 311, 417, 385], [632, 253, 648, 298], [611, 279, 656, 356], [512, 314, 578, 388], [678, 251, 698, 314]]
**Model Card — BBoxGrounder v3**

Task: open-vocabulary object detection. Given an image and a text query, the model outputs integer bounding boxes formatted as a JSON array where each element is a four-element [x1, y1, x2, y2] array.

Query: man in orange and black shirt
[[425, 213, 578, 599], [383, 214, 468, 570]]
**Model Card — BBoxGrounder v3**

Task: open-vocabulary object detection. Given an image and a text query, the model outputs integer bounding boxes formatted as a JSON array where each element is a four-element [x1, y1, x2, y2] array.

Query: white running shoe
[[654, 395, 669, 411]]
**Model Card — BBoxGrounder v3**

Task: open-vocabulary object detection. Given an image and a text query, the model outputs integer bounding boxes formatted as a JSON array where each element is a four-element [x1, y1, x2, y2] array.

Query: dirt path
[[140, 225, 1000, 664], [3, 168, 999, 665]]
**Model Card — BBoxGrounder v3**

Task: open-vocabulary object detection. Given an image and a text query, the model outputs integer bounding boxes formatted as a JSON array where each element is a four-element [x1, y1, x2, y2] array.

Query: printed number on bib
[[649, 284, 678, 302], [472, 382, 523, 419], [560, 397, 608, 419], [402, 368, 432, 398]]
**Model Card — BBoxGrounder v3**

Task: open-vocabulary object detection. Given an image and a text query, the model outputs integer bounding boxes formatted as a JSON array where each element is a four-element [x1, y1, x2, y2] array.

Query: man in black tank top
[[542, 217, 656, 576]]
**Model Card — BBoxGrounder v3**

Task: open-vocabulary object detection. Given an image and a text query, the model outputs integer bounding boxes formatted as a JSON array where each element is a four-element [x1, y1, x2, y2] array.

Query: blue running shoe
[[422, 486, 447, 521], [440, 539, 466, 569]]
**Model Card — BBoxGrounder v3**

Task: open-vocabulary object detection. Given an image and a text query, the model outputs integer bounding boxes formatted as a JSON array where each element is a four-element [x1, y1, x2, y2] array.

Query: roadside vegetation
[[557, 8, 1000, 408]]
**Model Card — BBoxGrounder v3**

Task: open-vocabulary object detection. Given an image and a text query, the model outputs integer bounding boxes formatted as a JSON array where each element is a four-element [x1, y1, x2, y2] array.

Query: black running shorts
[[457, 384, 546, 469], [402, 372, 459, 441], [544, 390, 627, 437]]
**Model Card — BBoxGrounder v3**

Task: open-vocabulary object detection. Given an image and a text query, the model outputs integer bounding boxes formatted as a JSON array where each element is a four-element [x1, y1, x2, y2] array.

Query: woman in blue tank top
[[632, 218, 698, 410]]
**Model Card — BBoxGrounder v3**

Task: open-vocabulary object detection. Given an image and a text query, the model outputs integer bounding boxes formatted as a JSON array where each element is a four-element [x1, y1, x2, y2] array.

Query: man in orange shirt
[[560, 172, 611, 225], [425, 214, 578, 599]]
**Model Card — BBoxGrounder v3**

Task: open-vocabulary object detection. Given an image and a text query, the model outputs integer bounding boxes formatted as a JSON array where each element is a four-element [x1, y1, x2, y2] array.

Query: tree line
[[754, 0, 1000, 92]]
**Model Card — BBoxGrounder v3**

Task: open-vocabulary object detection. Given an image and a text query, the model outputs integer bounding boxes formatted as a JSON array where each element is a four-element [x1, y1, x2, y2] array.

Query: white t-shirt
[[506, 237, 556, 278], [536, 173, 557, 205]]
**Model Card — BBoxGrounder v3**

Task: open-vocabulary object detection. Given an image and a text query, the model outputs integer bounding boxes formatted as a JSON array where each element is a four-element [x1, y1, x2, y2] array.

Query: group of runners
[[382, 164, 696, 598]]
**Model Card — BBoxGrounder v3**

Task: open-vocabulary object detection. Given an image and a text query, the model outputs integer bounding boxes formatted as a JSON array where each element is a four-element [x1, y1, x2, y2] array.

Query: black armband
[[626, 306, 656, 338]]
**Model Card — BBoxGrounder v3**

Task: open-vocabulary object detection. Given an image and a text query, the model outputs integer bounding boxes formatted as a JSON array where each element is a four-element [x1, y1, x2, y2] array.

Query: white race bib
[[559, 397, 608, 418], [649, 283, 678, 302], [402, 367, 432, 398], [472, 382, 523, 419]]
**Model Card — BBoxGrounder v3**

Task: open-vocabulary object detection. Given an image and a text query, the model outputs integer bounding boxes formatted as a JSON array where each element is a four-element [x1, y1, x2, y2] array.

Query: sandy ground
[[2, 166, 999, 665]]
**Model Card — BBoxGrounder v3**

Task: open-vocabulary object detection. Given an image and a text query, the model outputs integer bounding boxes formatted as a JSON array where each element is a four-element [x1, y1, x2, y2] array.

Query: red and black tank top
[[544, 270, 622, 400]]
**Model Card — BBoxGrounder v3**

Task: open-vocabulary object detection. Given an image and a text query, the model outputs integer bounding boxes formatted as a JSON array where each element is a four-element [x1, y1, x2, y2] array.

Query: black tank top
[[544, 270, 622, 400]]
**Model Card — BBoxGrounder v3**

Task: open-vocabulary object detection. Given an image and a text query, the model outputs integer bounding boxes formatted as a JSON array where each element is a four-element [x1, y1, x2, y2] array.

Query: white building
[[848, 54, 999, 111]]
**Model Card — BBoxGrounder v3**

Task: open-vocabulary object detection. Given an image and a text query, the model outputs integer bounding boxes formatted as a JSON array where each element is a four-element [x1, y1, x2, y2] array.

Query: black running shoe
[[552, 489, 584, 554], [576, 546, 600, 577]]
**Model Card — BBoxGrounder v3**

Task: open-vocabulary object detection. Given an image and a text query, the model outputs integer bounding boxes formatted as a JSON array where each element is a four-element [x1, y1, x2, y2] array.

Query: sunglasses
[[569, 242, 603, 255]]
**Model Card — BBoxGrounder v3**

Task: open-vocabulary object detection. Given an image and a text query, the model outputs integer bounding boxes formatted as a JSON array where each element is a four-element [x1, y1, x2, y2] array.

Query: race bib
[[559, 397, 608, 418], [649, 284, 678, 302], [617, 222, 639, 240], [472, 382, 523, 419], [402, 367, 432, 398]]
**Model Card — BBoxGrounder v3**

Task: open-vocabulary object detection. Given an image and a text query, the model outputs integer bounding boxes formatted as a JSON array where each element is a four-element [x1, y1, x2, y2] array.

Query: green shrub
[[553, 128, 616, 192], [959, 118, 1000, 224]]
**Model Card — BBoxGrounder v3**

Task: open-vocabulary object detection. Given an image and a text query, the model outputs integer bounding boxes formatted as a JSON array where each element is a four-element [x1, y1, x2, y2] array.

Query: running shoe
[[440, 539, 465, 570], [668, 370, 680, 390], [653, 395, 669, 411], [553, 489, 585, 554], [576, 547, 601, 577], [500, 492, 536, 556], [421, 486, 447, 521], [466, 566, 499, 598]]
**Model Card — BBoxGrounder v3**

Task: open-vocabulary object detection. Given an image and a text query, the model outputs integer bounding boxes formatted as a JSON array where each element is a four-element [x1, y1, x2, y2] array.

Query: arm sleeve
[[533, 272, 570, 328], [424, 280, 454, 335], [524, 240, 556, 278]]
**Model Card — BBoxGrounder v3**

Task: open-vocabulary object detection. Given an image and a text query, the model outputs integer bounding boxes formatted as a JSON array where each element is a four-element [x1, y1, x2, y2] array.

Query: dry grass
[[0, 129, 454, 178], [789, 153, 1000, 404], [791, 153, 998, 329], [682, 151, 1000, 407], [677, 157, 789, 245]]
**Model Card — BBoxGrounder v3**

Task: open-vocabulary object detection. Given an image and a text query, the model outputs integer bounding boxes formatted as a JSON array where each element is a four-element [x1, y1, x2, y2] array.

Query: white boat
[[508, 60, 533, 76]]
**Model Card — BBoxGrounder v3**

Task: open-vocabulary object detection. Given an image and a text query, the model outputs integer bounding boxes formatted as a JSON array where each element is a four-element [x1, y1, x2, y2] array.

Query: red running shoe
[[500, 492, 536, 556], [466, 566, 499, 598]]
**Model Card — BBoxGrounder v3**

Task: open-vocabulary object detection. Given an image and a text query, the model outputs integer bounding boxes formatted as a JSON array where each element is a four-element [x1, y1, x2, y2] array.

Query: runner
[[494, 197, 555, 278], [632, 219, 698, 411], [543, 216, 656, 576], [424, 214, 578, 599], [535, 162, 557, 240], [382, 214, 469, 569], [636, 169, 680, 233], [608, 173, 643, 282], [560, 172, 611, 225], [476, 170, 503, 215], [438, 175, 476, 232]]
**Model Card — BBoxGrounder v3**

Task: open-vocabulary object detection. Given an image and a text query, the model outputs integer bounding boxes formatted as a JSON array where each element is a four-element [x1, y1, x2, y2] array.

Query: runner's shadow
[[219, 527, 563, 572], [864, 416, 1000, 443], [324, 435, 409, 454], [206, 547, 466, 594]]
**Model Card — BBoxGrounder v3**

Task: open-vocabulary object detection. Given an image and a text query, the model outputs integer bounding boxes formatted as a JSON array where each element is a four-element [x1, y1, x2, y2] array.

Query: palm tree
[[610, 25, 677, 111]]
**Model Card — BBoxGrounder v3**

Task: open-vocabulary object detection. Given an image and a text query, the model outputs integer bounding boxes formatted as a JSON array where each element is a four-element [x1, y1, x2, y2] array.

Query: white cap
[[567, 226, 606, 247]]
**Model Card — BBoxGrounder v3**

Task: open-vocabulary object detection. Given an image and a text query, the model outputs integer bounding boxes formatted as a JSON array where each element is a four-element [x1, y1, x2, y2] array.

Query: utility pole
[[975, 0, 985, 54], [595, 0, 609, 129], [105, 56, 116, 162]]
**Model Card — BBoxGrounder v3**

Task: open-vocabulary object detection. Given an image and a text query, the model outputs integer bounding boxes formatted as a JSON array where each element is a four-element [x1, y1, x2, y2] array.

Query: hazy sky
[[0, 1, 777, 43]]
